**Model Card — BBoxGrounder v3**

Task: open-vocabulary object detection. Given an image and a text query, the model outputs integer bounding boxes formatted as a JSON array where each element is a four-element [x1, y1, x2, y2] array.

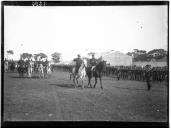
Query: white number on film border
[[32, 1, 46, 6]]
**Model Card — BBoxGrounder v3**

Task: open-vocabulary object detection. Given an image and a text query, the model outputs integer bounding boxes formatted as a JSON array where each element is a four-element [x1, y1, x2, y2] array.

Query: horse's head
[[82, 58, 88, 68], [95, 60, 106, 72]]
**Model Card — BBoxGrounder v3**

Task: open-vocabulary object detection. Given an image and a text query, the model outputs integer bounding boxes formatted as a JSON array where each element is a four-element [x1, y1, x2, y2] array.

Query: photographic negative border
[[1, 1, 169, 128]]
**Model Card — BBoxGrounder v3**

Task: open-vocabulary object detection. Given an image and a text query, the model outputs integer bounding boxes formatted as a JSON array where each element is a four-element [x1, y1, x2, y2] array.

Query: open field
[[3, 71, 168, 121]]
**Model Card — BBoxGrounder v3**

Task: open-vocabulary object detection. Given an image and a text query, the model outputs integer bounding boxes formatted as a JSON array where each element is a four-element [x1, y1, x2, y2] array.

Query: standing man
[[145, 65, 152, 91], [73, 54, 83, 74]]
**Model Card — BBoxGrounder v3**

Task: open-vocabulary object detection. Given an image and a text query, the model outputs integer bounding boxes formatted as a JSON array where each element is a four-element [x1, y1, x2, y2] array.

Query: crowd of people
[[4, 54, 168, 85], [4, 59, 16, 72], [105, 65, 168, 82], [4, 58, 51, 78], [51, 54, 168, 84]]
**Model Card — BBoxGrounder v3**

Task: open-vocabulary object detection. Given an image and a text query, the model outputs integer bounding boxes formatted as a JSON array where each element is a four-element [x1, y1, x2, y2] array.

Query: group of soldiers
[[4, 59, 16, 72], [5, 54, 167, 91], [4, 58, 50, 77], [51, 54, 168, 91], [105, 65, 168, 82], [18, 58, 49, 72]]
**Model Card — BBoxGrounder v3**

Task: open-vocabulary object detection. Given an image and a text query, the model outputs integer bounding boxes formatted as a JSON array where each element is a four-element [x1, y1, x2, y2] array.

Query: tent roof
[[95, 50, 132, 58]]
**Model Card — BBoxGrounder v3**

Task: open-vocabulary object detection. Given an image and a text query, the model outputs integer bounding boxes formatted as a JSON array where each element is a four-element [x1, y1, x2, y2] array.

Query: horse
[[86, 60, 106, 89], [73, 58, 87, 89]]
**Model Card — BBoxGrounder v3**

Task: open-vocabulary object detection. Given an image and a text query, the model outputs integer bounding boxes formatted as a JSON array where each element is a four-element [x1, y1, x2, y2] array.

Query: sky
[[4, 5, 168, 61]]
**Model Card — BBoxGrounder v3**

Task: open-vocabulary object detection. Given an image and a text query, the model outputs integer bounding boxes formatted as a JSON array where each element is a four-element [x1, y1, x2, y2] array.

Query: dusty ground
[[3, 71, 168, 121]]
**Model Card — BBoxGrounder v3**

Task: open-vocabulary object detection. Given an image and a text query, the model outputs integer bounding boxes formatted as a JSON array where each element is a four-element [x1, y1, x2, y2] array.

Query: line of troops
[[51, 55, 168, 83], [105, 65, 168, 82], [4, 56, 168, 83]]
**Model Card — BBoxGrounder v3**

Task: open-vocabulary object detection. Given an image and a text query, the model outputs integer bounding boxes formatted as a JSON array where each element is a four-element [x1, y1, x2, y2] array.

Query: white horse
[[73, 58, 87, 89]]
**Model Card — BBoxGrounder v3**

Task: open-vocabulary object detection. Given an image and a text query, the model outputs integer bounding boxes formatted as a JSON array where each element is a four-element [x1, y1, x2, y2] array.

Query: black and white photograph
[[2, 1, 169, 127]]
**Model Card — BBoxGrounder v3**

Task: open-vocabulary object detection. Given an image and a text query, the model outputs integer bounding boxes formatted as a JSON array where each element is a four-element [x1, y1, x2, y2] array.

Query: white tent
[[95, 51, 133, 66]]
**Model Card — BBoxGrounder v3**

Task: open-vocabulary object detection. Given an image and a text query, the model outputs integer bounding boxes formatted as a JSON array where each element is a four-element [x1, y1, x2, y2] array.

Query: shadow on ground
[[49, 83, 92, 89], [114, 86, 164, 92], [10, 76, 41, 79]]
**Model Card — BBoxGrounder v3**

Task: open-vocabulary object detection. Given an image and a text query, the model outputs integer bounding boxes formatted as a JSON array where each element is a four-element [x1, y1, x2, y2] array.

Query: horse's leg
[[73, 76, 75, 84], [76, 76, 79, 85], [73, 76, 77, 88], [28, 69, 30, 78], [82, 78, 84, 89], [88, 76, 92, 88], [87, 76, 90, 86], [94, 77, 97, 88], [30, 71, 32, 78], [21, 69, 24, 77], [82, 74, 86, 89], [28, 71, 30, 78], [76, 77, 79, 86], [27, 69, 30, 77], [99, 75, 103, 89], [39, 71, 41, 78]]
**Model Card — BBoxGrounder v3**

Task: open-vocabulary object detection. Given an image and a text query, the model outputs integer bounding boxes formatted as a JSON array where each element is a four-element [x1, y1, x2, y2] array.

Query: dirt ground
[[3, 71, 168, 121]]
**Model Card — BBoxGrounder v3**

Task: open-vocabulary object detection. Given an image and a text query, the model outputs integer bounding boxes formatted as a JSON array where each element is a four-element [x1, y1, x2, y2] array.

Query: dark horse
[[86, 60, 106, 89]]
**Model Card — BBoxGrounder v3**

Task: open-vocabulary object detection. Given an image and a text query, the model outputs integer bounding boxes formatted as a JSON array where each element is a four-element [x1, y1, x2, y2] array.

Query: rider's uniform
[[145, 66, 152, 90], [90, 58, 97, 71], [73, 57, 83, 74]]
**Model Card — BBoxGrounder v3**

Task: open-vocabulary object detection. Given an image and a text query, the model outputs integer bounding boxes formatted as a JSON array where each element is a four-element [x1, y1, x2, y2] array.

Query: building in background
[[95, 50, 133, 66]]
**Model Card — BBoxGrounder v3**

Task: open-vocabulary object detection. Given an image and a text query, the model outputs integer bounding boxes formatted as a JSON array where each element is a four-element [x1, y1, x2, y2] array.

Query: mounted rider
[[90, 54, 98, 71], [44, 59, 49, 67], [73, 54, 83, 74]]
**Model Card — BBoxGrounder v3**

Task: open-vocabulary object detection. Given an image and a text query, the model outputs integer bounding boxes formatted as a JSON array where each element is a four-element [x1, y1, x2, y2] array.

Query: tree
[[126, 52, 134, 56], [127, 49, 147, 61], [34, 53, 47, 61], [51, 52, 61, 63], [20, 53, 32, 60], [34, 54, 39, 61], [128, 49, 167, 62], [147, 49, 167, 61], [7, 50, 14, 60], [136, 54, 148, 61], [39, 53, 47, 60]]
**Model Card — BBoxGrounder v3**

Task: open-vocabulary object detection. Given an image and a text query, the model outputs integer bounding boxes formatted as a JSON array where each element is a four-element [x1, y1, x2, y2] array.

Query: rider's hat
[[77, 54, 81, 57]]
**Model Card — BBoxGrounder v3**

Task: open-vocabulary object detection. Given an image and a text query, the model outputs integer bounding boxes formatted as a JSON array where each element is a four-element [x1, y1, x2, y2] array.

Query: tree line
[[6, 50, 61, 63], [6, 48, 168, 63], [126, 49, 167, 62]]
